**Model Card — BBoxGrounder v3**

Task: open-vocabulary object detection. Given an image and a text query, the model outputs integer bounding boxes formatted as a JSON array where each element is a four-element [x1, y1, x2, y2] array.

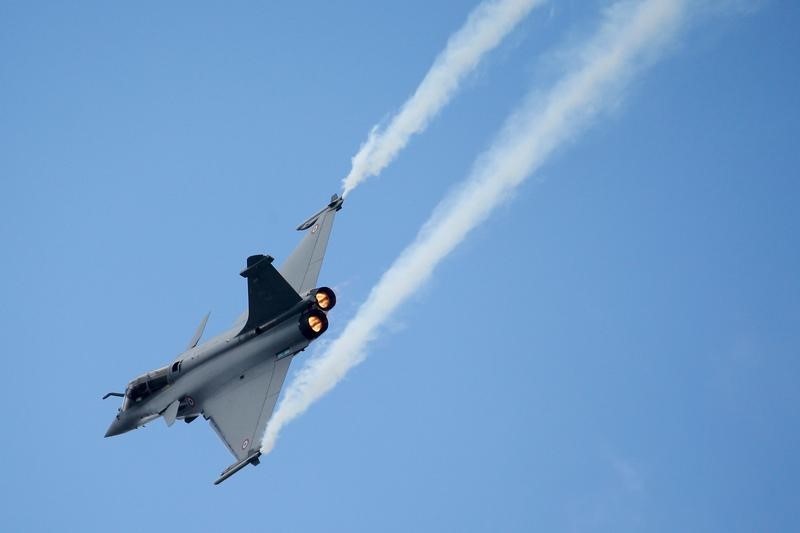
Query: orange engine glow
[[315, 292, 331, 310], [308, 315, 324, 333]]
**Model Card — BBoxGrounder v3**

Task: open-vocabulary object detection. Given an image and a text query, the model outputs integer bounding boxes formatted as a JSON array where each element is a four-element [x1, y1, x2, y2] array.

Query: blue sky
[[1, 1, 798, 531]]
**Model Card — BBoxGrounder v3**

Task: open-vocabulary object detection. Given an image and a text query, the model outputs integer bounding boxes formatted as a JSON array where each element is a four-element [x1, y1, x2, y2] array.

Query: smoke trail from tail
[[342, 0, 546, 198], [263, 0, 686, 455]]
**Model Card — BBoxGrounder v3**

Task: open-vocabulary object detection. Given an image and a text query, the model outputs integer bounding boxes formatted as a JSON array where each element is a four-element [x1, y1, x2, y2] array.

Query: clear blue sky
[[1, 1, 798, 531]]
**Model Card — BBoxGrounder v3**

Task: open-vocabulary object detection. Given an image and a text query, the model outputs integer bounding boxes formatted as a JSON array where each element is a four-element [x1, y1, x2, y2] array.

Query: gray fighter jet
[[104, 194, 343, 484]]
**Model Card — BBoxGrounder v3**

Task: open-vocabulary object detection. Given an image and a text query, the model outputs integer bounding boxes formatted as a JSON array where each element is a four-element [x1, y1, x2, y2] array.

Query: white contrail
[[342, 0, 547, 198], [263, 0, 686, 455]]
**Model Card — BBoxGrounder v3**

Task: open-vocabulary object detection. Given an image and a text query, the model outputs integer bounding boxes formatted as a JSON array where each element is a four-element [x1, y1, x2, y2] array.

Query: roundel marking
[[241, 438, 250, 450], [185, 396, 195, 407], [311, 223, 319, 234]]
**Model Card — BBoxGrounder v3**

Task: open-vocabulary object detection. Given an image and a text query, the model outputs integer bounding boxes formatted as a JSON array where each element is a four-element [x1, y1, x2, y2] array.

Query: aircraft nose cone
[[104, 418, 125, 438]]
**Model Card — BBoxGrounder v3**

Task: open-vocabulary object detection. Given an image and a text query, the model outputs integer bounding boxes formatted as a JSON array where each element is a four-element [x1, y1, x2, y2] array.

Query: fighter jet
[[103, 194, 343, 484]]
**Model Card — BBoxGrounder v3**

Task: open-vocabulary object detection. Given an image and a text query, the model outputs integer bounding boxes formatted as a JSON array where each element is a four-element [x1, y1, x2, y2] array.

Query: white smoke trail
[[342, 0, 547, 197], [263, 0, 686, 455]]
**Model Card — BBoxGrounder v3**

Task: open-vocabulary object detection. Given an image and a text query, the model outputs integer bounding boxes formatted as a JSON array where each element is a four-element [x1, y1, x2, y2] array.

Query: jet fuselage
[[104, 194, 343, 484], [105, 301, 318, 437]]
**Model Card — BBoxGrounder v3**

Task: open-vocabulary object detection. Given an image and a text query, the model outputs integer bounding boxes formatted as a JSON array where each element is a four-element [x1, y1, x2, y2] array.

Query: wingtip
[[213, 451, 262, 485], [328, 193, 344, 211], [296, 194, 343, 231]]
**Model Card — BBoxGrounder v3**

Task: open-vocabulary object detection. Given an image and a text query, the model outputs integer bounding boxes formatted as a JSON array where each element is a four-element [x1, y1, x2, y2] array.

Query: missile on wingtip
[[297, 194, 344, 230], [213, 451, 262, 485]]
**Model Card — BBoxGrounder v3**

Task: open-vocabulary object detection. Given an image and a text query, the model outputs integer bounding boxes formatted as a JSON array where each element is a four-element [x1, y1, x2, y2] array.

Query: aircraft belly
[[135, 321, 304, 424], [181, 323, 305, 411]]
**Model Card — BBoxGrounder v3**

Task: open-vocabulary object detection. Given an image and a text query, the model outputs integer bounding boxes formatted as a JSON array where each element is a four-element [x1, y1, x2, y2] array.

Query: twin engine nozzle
[[299, 287, 336, 339], [313, 286, 336, 311]]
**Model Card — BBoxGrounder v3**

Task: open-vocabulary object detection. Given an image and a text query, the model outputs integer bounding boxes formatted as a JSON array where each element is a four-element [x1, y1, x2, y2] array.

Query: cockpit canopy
[[122, 366, 170, 411]]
